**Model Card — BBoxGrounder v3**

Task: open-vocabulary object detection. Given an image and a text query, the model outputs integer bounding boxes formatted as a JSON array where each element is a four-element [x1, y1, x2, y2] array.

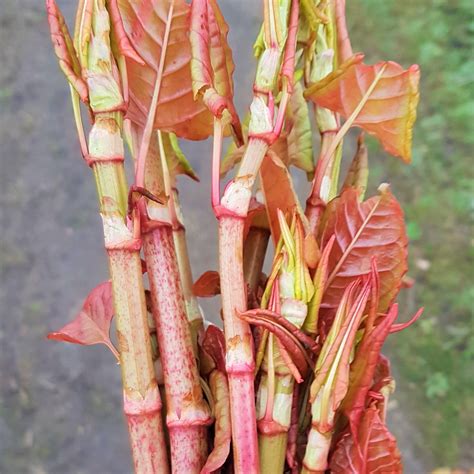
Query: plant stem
[[172, 190, 204, 353], [218, 138, 269, 473], [143, 224, 211, 473], [91, 113, 168, 473]]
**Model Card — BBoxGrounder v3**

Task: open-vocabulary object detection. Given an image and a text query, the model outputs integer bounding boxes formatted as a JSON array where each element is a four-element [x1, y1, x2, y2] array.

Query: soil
[[0, 1, 432, 472]]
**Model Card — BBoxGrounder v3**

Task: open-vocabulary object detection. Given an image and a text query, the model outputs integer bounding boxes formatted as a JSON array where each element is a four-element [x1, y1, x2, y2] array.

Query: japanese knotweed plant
[[46, 0, 423, 472]]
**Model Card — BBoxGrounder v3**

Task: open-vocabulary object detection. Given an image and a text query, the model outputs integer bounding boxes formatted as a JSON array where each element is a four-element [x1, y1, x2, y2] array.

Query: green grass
[[347, 0, 474, 466]]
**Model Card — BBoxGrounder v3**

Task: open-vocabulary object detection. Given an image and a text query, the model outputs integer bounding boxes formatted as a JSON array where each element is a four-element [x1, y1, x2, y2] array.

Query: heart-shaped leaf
[[201, 370, 231, 474], [47, 281, 118, 359], [118, 0, 214, 139], [189, 0, 242, 143], [305, 54, 420, 162], [320, 186, 408, 317], [330, 403, 402, 474], [46, 0, 88, 102], [193, 270, 221, 297]]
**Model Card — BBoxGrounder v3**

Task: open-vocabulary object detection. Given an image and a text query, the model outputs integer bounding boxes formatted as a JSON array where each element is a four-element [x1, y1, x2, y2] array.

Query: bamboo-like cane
[[46, 1, 168, 471]]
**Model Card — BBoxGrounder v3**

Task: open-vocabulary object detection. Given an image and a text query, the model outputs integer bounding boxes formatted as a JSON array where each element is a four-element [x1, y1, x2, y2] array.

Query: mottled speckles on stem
[[228, 335, 242, 350], [116, 329, 129, 353]]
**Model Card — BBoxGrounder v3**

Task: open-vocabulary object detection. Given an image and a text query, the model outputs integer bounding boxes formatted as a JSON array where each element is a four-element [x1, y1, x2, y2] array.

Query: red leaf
[[260, 152, 305, 245], [341, 304, 399, 432], [305, 54, 420, 162], [341, 133, 368, 197], [118, 0, 214, 139], [47, 281, 118, 359], [330, 404, 402, 474], [320, 186, 408, 318], [202, 325, 226, 374], [193, 270, 221, 297], [189, 0, 242, 143], [201, 370, 231, 473]]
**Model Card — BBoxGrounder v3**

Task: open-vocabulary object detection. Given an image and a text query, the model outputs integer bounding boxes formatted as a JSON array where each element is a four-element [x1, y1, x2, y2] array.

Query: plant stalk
[[91, 113, 169, 473], [143, 223, 211, 473]]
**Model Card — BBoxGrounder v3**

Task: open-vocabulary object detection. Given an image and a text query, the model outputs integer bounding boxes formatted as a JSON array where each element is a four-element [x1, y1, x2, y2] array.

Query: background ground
[[0, 0, 472, 472]]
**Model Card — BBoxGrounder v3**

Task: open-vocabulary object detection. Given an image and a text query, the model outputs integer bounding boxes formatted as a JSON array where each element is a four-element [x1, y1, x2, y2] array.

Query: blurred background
[[0, 0, 472, 472]]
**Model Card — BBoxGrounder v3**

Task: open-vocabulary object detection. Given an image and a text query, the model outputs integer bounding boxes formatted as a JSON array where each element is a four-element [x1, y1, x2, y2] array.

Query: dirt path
[[0, 1, 430, 472]]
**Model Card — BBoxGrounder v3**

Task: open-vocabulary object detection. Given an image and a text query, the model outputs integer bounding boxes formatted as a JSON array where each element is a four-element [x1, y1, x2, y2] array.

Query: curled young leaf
[[305, 54, 420, 162], [47, 281, 118, 360], [202, 324, 226, 374], [193, 270, 221, 297], [201, 371, 231, 474], [46, 0, 88, 102], [118, 0, 214, 139], [189, 0, 242, 143]]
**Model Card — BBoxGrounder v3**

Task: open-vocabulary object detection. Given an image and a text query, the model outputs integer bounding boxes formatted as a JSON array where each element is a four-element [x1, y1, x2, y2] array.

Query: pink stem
[[143, 225, 211, 473], [219, 216, 259, 473], [212, 118, 223, 211]]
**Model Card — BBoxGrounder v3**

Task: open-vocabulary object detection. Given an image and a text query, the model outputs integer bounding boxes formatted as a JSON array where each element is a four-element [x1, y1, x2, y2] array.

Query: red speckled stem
[[219, 216, 259, 473], [143, 224, 211, 473]]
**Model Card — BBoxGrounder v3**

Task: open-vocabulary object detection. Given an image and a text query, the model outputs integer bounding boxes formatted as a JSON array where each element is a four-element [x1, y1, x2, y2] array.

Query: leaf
[[320, 186, 408, 317], [46, 0, 88, 102], [221, 82, 314, 177], [47, 281, 118, 359], [341, 303, 399, 432], [193, 270, 221, 297], [202, 324, 226, 374], [189, 0, 242, 143], [341, 133, 368, 198], [260, 152, 305, 245], [108, 0, 145, 64], [305, 54, 420, 162], [118, 0, 214, 139], [238, 308, 317, 377], [201, 370, 231, 474], [330, 404, 402, 474]]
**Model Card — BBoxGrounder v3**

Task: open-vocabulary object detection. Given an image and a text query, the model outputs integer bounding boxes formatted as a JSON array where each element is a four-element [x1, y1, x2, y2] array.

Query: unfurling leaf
[[238, 309, 316, 377], [118, 0, 214, 139], [305, 54, 420, 162], [193, 271, 221, 297], [341, 303, 399, 432], [221, 82, 314, 177], [330, 403, 402, 474], [201, 371, 231, 474], [46, 0, 88, 102], [342, 133, 368, 199], [47, 281, 118, 359], [190, 0, 242, 143], [108, 0, 145, 65], [320, 186, 408, 318]]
